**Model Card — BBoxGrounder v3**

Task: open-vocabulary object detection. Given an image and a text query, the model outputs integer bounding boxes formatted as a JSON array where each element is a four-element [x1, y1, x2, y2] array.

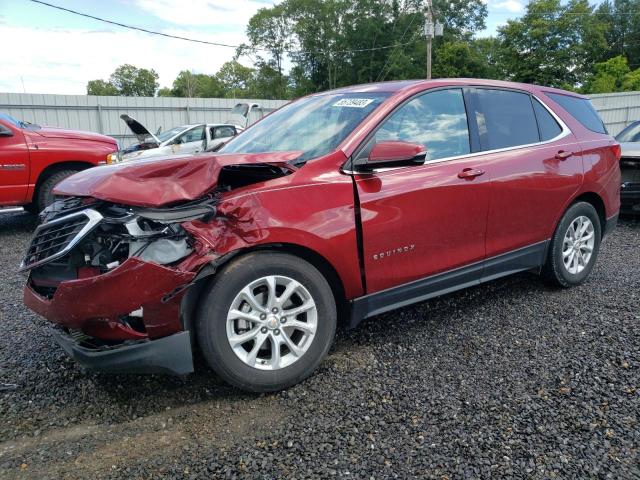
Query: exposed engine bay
[[23, 195, 217, 295], [22, 159, 296, 291]]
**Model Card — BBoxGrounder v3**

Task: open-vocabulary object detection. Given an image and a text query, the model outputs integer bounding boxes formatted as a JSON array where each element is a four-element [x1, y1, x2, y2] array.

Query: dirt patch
[[1, 394, 285, 479]]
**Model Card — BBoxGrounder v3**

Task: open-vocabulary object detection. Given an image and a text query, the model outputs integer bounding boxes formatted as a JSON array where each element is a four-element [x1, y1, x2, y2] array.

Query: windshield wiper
[[19, 120, 41, 129]]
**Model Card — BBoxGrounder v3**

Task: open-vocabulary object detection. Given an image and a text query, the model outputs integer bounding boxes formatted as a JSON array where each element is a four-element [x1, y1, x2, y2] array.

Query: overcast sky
[[0, 0, 528, 95]]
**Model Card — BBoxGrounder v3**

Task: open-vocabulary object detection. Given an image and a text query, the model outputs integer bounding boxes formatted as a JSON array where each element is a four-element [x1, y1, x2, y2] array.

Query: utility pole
[[425, 0, 443, 80], [425, 0, 433, 80]]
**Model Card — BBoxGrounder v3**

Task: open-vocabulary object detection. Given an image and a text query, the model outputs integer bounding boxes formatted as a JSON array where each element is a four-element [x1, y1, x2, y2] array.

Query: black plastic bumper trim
[[51, 329, 194, 376]]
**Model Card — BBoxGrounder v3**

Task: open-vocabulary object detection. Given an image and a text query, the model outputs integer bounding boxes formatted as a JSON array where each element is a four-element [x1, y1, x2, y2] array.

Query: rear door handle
[[458, 168, 485, 179], [555, 150, 573, 160]]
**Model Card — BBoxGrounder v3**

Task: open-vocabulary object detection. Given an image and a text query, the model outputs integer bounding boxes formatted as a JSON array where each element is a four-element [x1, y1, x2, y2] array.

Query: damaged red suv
[[21, 79, 620, 392]]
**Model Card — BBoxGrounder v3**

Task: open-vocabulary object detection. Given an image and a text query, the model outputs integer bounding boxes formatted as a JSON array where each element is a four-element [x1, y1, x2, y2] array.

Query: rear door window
[[474, 89, 539, 150], [532, 98, 563, 141], [545, 93, 607, 134]]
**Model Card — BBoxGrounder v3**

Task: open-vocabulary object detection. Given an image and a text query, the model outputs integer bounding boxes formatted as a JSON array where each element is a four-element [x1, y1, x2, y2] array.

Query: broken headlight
[[23, 197, 216, 273]]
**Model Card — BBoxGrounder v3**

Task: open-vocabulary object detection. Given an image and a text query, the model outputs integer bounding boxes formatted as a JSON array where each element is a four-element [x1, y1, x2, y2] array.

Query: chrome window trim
[[343, 91, 573, 175], [19, 209, 103, 272]]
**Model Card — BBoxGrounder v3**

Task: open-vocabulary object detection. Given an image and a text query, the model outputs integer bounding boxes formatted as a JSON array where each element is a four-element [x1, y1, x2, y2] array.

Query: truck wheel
[[542, 201, 602, 288], [36, 170, 78, 212], [196, 252, 337, 392]]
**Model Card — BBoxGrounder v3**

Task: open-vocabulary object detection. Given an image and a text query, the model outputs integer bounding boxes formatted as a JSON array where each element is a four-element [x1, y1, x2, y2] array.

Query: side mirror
[[0, 124, 14, 137], [173, 137, 183, 145], [362, 141, 426, 170]]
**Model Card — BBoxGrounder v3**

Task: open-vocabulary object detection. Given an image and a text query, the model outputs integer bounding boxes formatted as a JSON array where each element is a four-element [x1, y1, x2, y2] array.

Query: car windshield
[[219, 92, 390, 162], [157, 126, 189, 143], [615, 121, 640, 143], [0, 112, 25, 128]]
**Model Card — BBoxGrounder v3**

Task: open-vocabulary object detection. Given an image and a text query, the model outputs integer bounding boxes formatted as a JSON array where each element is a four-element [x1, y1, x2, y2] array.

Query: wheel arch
[[34, 161, 94, 196], [571, 191, 606, 235], [180, 243, 349, 340]]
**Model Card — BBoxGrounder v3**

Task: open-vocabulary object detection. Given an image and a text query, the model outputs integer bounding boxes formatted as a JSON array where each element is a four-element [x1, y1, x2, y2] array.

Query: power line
[[489, 10, 640, 16], [376, 12, 422, 82], [29, 0, 422, 56]]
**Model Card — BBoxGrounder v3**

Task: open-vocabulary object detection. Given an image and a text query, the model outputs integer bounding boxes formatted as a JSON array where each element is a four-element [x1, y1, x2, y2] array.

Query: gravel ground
[[0, 211, 638, 479]]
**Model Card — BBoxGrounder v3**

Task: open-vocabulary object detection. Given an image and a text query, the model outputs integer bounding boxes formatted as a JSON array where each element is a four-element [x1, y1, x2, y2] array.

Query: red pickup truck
[[0, 113, 117, 212]]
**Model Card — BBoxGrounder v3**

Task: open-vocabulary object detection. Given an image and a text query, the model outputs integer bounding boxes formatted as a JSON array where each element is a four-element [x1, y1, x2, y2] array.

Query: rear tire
[[196, 252, 337, 392], [36, 170, 78, 212], [542, 202, 602, 287]]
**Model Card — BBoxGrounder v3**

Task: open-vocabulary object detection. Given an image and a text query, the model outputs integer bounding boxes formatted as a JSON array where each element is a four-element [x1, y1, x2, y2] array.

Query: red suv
[[21, 79, 620, 392]]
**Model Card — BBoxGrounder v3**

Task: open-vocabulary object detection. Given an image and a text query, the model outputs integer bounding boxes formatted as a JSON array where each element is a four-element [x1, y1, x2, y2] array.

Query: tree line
[[86, 0, 640, 99]]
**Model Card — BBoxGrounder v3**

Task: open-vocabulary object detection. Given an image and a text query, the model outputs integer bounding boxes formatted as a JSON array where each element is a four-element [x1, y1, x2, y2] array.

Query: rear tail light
[[612, 144, 622, 161]]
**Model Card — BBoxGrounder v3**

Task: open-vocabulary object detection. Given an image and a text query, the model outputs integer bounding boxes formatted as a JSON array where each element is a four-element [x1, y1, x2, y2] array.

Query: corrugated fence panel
[[0, 93, 288, 147], [587, 91, 640, 136]]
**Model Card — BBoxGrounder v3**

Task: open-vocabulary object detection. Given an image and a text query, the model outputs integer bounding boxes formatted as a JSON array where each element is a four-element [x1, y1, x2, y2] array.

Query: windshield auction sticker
[[332, 98, 375, 108]]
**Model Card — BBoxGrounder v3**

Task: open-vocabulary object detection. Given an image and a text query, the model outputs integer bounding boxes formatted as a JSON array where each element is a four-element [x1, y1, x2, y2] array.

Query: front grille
[[20, 209, 103, 271]]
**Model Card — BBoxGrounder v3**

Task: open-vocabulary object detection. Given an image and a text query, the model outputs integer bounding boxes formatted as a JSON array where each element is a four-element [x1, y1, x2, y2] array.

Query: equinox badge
[[373, 244, 415, 260]]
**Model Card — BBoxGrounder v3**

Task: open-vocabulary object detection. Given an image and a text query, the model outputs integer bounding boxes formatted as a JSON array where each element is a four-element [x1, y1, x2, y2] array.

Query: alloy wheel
[[562, 215, 595, 275], [226, 275, 318, 370]]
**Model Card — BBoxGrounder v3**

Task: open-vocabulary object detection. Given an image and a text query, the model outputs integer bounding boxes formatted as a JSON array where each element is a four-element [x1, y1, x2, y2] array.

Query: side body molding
[[349, 240, 549, 328]]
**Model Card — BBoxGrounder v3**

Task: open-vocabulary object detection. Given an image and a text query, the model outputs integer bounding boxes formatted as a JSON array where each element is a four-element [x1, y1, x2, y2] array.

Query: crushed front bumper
[[51, 328, 193, 375], [24, 257, 195, 338], [24, 257, 198, 375]]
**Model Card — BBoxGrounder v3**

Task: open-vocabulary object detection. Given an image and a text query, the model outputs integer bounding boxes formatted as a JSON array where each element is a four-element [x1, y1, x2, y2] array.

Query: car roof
[[326, 78, 587, 99], [178, 123, 240, 128]]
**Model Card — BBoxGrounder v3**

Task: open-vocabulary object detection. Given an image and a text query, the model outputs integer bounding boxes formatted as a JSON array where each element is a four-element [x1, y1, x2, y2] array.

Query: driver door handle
[[555, 150, 574, 160], [458, 168, 485, 179]]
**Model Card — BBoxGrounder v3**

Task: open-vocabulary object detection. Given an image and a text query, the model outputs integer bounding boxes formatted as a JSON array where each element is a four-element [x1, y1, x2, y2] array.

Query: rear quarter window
[[545, 93, 607, 134], [532, 98, 563, 141]]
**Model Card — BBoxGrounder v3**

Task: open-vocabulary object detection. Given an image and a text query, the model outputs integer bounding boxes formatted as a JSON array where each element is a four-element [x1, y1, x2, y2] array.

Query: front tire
[[196, 252, 337, 392], [543, 201, 602, 287], [36, 170, 79, 212]]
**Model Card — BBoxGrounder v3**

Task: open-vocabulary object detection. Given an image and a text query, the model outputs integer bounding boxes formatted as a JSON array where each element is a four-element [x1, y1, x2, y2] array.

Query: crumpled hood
[[31, 127, 117, 145], [54, 151, 302, 207]]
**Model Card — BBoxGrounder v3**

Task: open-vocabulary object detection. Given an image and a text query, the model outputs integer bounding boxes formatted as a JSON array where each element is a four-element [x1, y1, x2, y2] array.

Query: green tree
[[243, 0, 489, 97], [157, 87, 173, 97], [109, 64, 159, 96], [244, 4, 293, 98], [170, 70, 225, 97], [86, 64, 159, 96], [621, 67, 640, 90], [584, 55, 630, 92], [596, 0, 640, 67], [86, 79, 118, 96], [582, 55, 640, 93], [216, 61, 257, 97], [433, 40, 501, 79], [497, 0, 602, 88]]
